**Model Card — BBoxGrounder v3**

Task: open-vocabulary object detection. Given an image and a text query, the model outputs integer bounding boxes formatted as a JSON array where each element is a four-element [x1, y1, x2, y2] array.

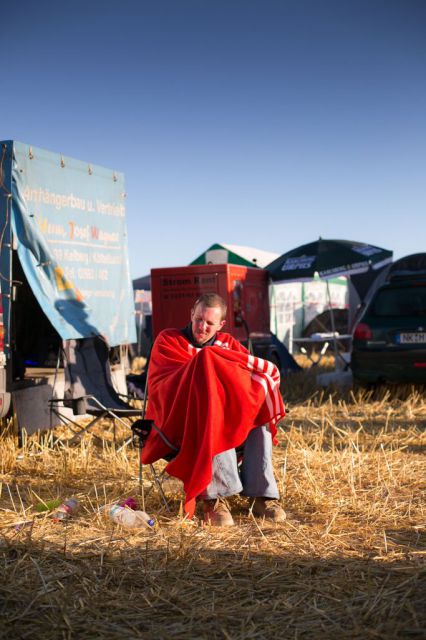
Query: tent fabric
[[266, 238, 393, 282], [190, 243, 279, 269], [132, 274, 151, 290], [141, 328, 285, 517]]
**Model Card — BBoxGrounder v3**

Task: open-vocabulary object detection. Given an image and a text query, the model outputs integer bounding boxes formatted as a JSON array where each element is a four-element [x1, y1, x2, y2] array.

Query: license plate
[[397, 332, 426, 344]]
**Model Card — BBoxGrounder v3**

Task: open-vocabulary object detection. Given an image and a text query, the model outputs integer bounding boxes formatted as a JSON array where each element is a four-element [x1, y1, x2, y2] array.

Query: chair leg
[[140, 454, 145, 511], [47, 408, 104, 447], [115, 434, 133, 453], [67, 414, 105, 445], [150, 464, 170, 511], [136, 456, 169, 511]]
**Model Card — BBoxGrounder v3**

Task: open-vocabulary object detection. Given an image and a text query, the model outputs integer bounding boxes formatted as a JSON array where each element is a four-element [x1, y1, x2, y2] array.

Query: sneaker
[[203, 498, 235, 527], [251, 498, 286, 522]]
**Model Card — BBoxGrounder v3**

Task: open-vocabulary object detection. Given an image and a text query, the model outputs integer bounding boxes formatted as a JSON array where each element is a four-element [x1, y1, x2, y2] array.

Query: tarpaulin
[[8, 141, 136, 346]]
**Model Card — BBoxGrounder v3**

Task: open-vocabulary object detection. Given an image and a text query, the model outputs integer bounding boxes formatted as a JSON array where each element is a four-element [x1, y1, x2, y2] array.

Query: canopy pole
[[326, 279, 339, 368]]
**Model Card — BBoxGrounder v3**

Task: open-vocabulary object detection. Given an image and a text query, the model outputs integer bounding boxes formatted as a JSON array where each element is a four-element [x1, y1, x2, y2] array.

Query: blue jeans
[[199, 425, 279, 500]]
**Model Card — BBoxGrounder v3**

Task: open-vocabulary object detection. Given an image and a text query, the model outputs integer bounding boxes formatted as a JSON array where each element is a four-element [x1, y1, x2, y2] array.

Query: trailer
[[151, 263, 297, 373], [0, 141, 136, 434]]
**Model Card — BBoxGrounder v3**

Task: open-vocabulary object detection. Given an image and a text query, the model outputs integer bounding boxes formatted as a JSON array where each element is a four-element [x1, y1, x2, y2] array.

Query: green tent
[[190, 243, 279, 269]]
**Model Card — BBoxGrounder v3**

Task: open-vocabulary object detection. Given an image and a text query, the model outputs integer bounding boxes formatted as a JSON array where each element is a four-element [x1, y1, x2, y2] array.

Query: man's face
[[190, 303, 225, 345]]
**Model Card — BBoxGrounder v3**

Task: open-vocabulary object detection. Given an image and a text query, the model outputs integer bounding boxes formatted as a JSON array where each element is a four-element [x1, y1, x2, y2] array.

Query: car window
[[371, 285, 426, 317]]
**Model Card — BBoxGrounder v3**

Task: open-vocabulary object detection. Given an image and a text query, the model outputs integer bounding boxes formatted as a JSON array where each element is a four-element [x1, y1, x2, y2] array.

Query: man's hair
[[193, 293, 227, 320]]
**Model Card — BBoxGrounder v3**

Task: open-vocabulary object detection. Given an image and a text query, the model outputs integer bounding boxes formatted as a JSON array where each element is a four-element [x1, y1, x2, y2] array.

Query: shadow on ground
[[1, 527, 424, 640]]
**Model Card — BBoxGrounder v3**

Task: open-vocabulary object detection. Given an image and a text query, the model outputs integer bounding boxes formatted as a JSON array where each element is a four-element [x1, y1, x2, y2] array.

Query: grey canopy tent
[[266, 238, 393, 366]]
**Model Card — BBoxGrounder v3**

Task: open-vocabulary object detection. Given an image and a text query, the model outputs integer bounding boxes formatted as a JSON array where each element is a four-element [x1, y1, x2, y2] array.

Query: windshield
[[371, 285, 426, 317]]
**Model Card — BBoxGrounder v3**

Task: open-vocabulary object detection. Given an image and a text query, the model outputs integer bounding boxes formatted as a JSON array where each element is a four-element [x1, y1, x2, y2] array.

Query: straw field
[[0, 369, 425, 639]]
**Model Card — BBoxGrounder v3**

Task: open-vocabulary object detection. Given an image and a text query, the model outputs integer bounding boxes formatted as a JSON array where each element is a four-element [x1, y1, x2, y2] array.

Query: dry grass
[[0, 371, 425, 639]]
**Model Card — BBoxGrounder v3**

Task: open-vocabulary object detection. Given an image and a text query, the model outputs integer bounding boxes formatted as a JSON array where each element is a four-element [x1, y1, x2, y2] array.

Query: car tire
[[353, 377, 375, 391]]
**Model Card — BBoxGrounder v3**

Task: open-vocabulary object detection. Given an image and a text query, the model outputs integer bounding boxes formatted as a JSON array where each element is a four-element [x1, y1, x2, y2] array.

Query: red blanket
[[141, 329, 285, 516]]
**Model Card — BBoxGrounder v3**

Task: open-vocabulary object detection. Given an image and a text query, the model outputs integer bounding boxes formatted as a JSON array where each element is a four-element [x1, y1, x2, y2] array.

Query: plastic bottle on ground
[[51, 498, 79, 522], [108, 504, 155, 528]]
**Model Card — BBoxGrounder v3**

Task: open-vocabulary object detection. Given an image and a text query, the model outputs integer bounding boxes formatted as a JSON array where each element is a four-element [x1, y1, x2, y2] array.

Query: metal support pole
[[326, 279, 339, 368]]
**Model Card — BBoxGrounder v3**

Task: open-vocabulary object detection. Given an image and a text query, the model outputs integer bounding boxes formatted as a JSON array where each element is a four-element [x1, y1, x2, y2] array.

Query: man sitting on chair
[[141, 293, 286, 526]]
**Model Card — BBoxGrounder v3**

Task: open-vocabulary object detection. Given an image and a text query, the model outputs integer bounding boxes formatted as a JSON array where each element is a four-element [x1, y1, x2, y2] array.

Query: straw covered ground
[[0, 368, 425, 639]]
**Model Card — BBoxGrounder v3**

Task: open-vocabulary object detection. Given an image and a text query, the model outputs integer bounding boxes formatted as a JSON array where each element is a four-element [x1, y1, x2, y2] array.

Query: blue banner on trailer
[[3, 140, 136, 346]]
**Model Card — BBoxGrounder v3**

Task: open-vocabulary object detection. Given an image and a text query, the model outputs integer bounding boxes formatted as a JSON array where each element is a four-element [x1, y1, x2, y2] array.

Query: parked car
[[351, 254, 426, 385]]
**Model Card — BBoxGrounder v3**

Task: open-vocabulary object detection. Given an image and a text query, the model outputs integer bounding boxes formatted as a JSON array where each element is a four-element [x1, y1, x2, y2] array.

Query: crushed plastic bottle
[[50, 498, 79, 522], [108, 504, 155, 528]]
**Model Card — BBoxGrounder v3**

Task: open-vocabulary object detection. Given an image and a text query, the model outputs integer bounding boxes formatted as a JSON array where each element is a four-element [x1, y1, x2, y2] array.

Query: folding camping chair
[[50, 336, 142, 447]]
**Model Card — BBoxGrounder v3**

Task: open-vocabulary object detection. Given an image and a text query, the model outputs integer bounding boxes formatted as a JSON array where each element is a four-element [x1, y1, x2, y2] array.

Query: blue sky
[[1, 0, 425, 278]]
